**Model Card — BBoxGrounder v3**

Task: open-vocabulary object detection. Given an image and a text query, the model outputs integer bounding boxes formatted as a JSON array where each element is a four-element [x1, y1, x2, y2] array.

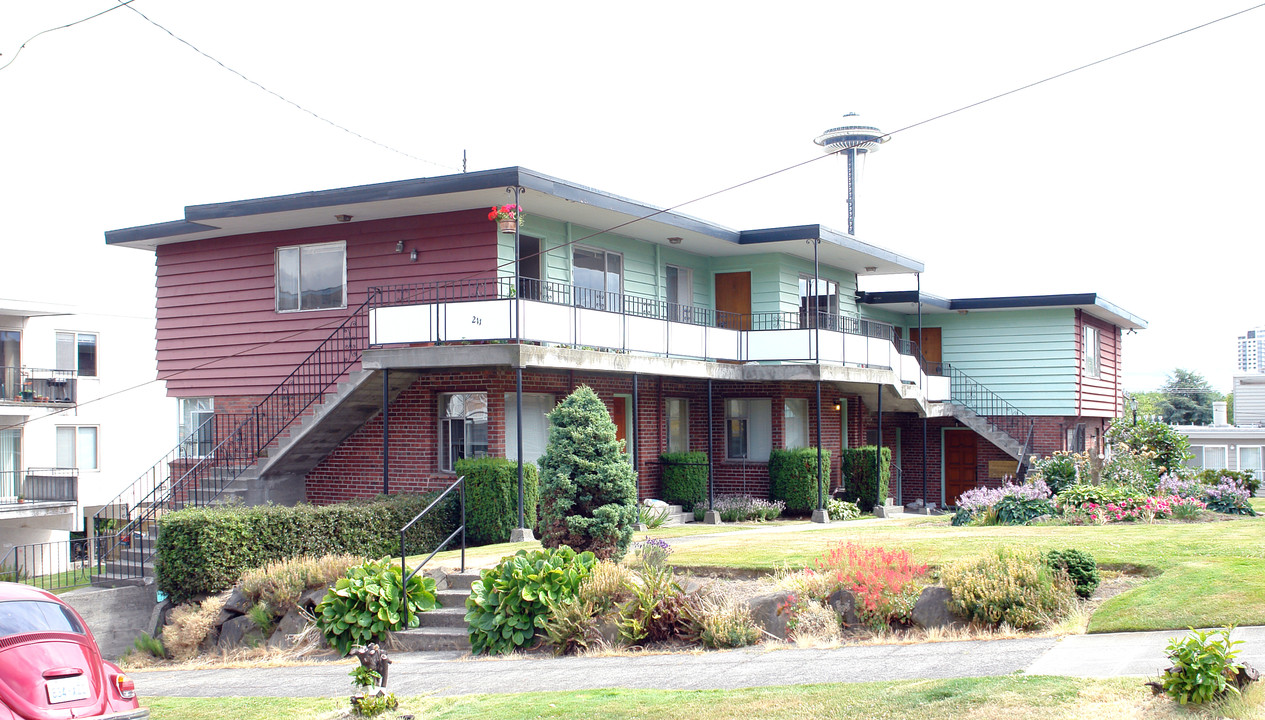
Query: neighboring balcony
[[0, 367, 78, 406], [368, 278, 950, 402], [0, 468, 78, 510]]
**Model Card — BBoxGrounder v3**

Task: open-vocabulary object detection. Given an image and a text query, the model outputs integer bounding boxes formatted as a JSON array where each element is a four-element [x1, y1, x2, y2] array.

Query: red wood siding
[[155, 209, 495, 397], [1075, 310, 1123, 418]]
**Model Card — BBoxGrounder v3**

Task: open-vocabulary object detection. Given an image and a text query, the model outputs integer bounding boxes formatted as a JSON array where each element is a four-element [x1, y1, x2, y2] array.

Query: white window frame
[[1238, 446, 1262, 484], [725, 398, 772, 462], [665, 398, 689, 453], [1082, 324, 1101, 379], [56, 425, 98, 471], [438, 392, 488, 473], [1201, 445, 1228, 471], [178, 398, 215, 457], [275, 241, 348, 313], [799, 275, 839, 329], [55, 331, 98, 377], [572, 245, 624, 310], [504, 393, 554, 464], [784, 398, 809, 449], [665, 265, 693, 322]]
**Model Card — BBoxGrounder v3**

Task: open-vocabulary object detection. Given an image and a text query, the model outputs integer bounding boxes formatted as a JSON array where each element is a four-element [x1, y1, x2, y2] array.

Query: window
[[55, 332, 97, 377], [56, 426, 97, 470], [1082, 325, 1101, 378], [1186, 446, 1204, 469], [666, 265, 692, 322], [439, 393, 488, 472], [839, 398, 849, 450], [0, 428, 19, 500], [504, 393, 554, 463], [784, 398, 809, 449], [276, 242, 347, 312], [0, 601, 84, 638], [799, 276, 839, 329], [573, 247, 622, 310], [178, 398, 215, 457], [0, 330, 18, 399], [665, 398, 688, 453], [1239, 446, 1262, 486], [725, 398, 772, 461], [1202, 445, 1228, 471]]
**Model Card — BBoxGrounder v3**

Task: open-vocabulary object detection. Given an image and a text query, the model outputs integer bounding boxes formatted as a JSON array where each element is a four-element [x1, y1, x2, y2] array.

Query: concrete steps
[[641, 503, 692, 527], [391, 570, 479, 652], [946, 404, 1025, 460]]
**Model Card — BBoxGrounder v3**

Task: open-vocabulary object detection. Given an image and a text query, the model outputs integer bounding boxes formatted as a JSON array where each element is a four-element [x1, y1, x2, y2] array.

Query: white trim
[[274, 240, 348, 313], [1237, 445, 1262, 481], [1198, 444, 1229, 470]]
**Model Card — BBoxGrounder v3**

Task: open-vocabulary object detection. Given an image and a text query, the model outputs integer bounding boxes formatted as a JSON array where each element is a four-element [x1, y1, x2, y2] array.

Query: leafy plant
[[464, 546, 596, 655], [1054, 483, 1144, 511], [349, 665, 380, 689], [827, 498, 861, 521], [618, 563, 694, 645], [840, 446, 890, 511], [660, 451, 708, 511], [941, 548, 1075, 630], [1197, 468, 1260, 495], [1105, 417, 1191, 474], [637, 503, 671, 530], [455, 457, 539, 545], [314, 559, 438, 656], [540, 596, 600, 656], [952, 480, 1052, 526], [692, 595, 761, 649], [1045, 549, 1100, 599], [1029, 452, 1079, 495], [538, 386, 639, 560], [769, 447, 832, 514], [350, 691, 398, 717], [814, 541, 927, 631], [1161, 627, 1246, 705], [131, 633, 166, 659], [633, 537, 673, 569], [994, 495, 1054, 525]]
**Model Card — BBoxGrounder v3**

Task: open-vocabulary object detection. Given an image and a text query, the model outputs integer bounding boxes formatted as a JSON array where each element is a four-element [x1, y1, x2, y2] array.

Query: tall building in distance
[[1238, 327, 1265, 373]]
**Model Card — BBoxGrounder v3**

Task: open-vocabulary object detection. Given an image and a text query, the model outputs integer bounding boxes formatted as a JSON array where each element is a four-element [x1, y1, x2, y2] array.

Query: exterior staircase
[[392, 570, 480, 652], [943, 364, 1035, 476]]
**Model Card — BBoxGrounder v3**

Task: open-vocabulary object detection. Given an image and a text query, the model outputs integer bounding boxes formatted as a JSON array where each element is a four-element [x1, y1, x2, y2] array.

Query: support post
[[812, 378, 829, 523], [919, 272, 927, 512], [510, 365, 534, 542], [382, 369, 389, 495], [704, 379, 720, 524], [632, 373, 640, 493], [875, 383, 884, 515]]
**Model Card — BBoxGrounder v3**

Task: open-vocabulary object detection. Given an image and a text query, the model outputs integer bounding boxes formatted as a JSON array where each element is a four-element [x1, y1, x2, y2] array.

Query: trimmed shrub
[[465, 546, 596, 655], [155, 492, 455, 604], [840, 446, 891, 511], [1105, 418, 1191, 474], [1054, 483, 1144, 511], [455, 457, 539, 546], [1029, 452, 1078, 495], [1046, 549, 1100, 599], [538, 386, 639, 560], [769, 448, 832, 514], [941, 548, 1076, 630], [660, 451, 709, 511], [314, 558, 438, 656]]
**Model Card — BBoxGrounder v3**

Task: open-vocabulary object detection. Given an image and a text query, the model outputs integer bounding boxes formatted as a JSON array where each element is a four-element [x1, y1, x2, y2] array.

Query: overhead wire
[[0, 0, 138, 73]]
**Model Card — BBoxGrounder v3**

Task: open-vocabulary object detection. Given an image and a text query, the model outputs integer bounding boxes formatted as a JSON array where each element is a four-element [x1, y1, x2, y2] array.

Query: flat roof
[[857, 290, 1147, 330]]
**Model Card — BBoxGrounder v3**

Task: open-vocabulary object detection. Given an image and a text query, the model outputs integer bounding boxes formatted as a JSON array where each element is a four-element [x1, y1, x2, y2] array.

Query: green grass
[[143, 675, 1235, 720], [0, 564, 99, 595]]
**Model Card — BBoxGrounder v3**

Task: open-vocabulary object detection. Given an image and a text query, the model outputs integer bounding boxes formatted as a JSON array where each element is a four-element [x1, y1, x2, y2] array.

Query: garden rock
[[222, 587, 252, 615], [299, 587, 329, 614], [217, 614, 265, 650], [825, 588, 859, 626], [267, 606, 311, 650], [911, 586, 967, 630], [593, 615, 621, 647], [746, 591, 793, 640]]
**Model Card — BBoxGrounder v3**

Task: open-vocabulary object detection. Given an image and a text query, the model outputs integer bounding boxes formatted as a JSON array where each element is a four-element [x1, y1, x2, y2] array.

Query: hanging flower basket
[[489, 204, 522, 234]]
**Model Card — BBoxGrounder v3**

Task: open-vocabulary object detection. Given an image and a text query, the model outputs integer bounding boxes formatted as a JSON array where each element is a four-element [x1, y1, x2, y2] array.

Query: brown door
[[612, 397, 628, 450], [943, 430, 977, 506], [912, 327, 942, 364], [714, 272, 751, 330]]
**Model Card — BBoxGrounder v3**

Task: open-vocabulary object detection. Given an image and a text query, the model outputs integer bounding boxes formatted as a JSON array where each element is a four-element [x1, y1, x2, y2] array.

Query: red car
[[0, 582, 147, 719]]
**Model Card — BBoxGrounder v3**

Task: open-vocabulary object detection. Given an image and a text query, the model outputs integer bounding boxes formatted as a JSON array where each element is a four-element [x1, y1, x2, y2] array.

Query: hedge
[[840, 445, 891, 511], [155, 492, 455, 604], [769, 448, 831, 514], [660, 451, 709, 511], [455, 457, 538, 546]]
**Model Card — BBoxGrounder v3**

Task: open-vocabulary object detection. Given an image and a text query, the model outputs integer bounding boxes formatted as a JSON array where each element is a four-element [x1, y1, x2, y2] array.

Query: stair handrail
[[944, 362, 1035, 454], [89, 297, 373, 580], [399, 475, 466, 628]]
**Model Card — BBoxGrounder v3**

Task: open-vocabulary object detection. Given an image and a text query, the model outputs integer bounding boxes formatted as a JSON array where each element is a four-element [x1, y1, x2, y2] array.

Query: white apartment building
[[1237, 327, 1265, 373]]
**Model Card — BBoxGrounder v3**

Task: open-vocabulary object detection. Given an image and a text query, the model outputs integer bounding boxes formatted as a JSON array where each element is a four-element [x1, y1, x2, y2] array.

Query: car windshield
[[0, 600, 84, 637]]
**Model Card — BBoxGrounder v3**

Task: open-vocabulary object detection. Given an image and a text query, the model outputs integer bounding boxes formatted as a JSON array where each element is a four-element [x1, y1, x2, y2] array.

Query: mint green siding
[[908, 309, 1078, 415]]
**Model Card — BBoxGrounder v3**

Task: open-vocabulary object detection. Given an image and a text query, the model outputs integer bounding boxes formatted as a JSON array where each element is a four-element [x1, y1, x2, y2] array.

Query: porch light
[[864, 266, 877, 273], [410, 249, 418, 262], [395, 240, 404, 252], [834, 401, 842, 411], [336, 214, 353, 223], [668, 237, 683, 245]]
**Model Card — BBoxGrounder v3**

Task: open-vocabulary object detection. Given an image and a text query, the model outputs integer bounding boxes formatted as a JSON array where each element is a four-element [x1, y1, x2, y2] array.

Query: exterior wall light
[[668, 237, 683, 245], [395, 240, 404, 253], [410, 249, 418, 262], [336, 214, 353, 223]]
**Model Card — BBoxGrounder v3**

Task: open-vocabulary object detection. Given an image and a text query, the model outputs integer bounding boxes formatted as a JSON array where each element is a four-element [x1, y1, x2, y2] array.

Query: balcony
[[0, 367, 77, 406], [0, 468, 78, 507], [368, 278, 950, 402]]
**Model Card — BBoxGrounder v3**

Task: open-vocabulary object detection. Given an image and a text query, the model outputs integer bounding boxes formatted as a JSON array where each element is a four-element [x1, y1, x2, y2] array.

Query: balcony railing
[[0, 367, 77, 405], [0, 468, 78, 506], [367, 277, 950, 401]]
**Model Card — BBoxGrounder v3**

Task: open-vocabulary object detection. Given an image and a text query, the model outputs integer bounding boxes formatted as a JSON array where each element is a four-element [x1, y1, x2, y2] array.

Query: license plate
[[46, 675, 91, 704]]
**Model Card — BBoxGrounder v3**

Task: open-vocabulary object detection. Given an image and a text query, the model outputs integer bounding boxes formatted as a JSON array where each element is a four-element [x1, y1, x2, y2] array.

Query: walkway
[[130, 627, 1265, 699]]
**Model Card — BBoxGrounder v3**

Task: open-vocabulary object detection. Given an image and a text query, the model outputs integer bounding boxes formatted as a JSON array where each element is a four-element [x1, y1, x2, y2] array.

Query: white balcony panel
[[627, 316, 667, 354], [819, 330, 844, 363], [576, 308, 624, 350], [521, 301, 573, 345], [867, 337, 895, 369], [707, 328, 741, 360], [928, 375, 950, 401], [843, 333, 867, 366], [667, 323, 706, 358], [445, 300, 511, 341], [901, 355, 921, 384], [749, 330, 812, 361], [370, 305, 436, 345]]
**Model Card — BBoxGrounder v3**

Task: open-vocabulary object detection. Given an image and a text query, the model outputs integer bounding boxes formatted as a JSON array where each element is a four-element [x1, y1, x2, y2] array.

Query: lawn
[[143, 676, 1256, 720]]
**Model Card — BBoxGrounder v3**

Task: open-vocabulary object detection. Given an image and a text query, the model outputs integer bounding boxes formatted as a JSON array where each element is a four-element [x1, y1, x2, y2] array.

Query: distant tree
[[1158, 369, 1217, 425], [1126, 391, 1164, 421], [1226, 393, 1235, 425]]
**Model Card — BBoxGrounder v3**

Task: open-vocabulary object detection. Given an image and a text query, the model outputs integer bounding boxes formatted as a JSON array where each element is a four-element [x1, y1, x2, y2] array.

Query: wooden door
[[612, 397, 628, 451], [714, 272, 751, 330], [912, 327, 942, 366], [943, 430, 977, 506]]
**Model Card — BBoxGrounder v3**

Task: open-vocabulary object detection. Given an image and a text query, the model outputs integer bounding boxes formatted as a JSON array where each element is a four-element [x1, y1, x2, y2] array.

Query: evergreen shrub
[[1046, 548, 1100, 599], [769, 448, 832, 514], [455, 457, 538, 545], [659, 451, 708, 511], [839, 446, 891, 511]]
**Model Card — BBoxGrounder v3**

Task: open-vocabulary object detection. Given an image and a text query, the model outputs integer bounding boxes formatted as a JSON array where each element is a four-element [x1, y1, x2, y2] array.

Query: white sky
[[2, 1, 1262, 393]]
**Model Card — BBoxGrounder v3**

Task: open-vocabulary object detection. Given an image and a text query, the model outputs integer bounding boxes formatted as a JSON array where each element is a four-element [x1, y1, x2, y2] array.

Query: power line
[[113, 2, 460, 172], [0, 1, 138, 73]]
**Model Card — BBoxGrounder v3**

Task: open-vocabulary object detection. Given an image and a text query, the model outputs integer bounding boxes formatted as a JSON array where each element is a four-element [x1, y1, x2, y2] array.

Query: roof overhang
[[104, 167, 922, 276], [0, 298, 75, 318], [857, 291, 1147, 330]]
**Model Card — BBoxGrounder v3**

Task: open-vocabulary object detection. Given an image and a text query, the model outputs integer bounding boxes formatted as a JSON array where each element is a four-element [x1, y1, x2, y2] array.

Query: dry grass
[[160, 595, 226, 662], [239, 554, 362, 613]]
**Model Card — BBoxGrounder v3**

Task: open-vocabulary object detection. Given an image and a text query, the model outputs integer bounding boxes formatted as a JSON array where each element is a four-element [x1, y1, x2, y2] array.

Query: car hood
[[0, 632, 108, 720]]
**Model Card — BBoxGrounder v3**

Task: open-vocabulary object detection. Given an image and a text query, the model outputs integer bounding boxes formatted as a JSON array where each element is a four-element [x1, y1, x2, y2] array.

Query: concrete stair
[[391, 570, 480, 652], [945, 404, 1025, 459], [640, 503, 692, 527]]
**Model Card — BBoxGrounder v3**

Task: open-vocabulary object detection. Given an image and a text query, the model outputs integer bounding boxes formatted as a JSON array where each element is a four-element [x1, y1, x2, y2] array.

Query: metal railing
[[399, 476, 465, 626], [0, 537, 103, 592], [0, 366, 77, 404], [945, 363, 1035, 461], [0, 468, 78, 505], [84, 299, 372, 584]]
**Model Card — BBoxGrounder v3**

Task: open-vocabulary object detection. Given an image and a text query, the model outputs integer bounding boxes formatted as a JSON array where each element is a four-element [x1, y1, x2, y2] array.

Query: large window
[[1082, 325, 1101, 378], [666, 265, 692, 322], [799, 276, 839, 329], [179, 398, 215, 457], [276, 242, 347, 312], [725, 398, 772, 461], [665, 398, 688, 453], [0, 330, 18, 399], [784, 398, 809, 449], [1239, 446, 1262, 486], [1200, 445, 1228, 471], [56, 426, 97, 470], [573, 247, 622, 310], [439, 393, 488, 472], [0, 428, 19, 499], [55, 332, 97, 377], [504, 393, 554, 464]]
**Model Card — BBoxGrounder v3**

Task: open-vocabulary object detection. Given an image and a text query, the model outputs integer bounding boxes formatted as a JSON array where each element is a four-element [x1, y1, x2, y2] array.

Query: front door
[[944, 430, 977, 506], [912, 327, 943, 371], [518, 236, 541, 300], [612, 396, 629, 453], [714, 272, 751, 330]]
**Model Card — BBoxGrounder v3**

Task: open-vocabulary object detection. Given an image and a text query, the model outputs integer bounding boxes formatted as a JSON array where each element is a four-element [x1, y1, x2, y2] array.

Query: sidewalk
[[130, 626, 1265, 699]]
